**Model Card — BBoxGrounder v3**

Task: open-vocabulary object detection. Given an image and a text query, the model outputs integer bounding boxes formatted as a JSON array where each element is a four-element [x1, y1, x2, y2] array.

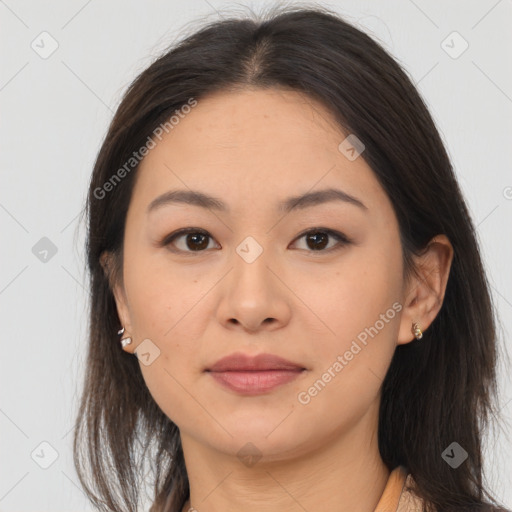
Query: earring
[[121, 337, 132, 348], [412, 322, 423, 340], [118, 326, 132, 348]]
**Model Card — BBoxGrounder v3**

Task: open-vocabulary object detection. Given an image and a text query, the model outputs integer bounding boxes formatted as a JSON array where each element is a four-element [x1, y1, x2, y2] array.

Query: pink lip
[[205, 352, 306, 395], [209, 370, 304, 395], [206, 352, 305, 372]]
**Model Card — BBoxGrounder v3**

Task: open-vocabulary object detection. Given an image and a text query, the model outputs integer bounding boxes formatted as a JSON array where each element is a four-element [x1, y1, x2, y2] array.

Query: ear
[[397, 234, 454, 345], [100, 251, 135, 353]]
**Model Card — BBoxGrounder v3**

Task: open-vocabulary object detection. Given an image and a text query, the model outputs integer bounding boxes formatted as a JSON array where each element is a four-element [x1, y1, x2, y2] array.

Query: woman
[[73, 4, 511, 512]]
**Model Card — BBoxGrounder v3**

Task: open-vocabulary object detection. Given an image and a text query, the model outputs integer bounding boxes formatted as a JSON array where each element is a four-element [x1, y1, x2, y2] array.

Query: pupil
[[308, 232, 328, 250], [187, 233, 208, 251]]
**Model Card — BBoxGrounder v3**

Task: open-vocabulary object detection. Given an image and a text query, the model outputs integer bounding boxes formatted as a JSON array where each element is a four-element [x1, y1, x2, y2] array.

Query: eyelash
[[159, 227, 352, 255]]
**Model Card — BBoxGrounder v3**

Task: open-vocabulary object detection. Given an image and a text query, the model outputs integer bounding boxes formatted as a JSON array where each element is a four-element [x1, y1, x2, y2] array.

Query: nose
[[216, 246, 292, 334]]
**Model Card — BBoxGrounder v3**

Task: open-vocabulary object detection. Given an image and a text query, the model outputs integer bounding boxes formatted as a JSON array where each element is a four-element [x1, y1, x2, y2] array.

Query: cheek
[[123, 254, 204, 423], [123, 251, 212, 385], [124, 247, 194, 335], [293, 251, 402, 422], [303, 250, 401, 338]]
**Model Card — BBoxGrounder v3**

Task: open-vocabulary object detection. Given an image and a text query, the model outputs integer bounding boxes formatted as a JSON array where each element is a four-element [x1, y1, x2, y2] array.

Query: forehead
[[131, 88, 390, 218], [167, 87, 345, 148]]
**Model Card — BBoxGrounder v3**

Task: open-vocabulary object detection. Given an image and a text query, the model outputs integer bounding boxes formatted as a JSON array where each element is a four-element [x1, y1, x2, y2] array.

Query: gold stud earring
[[412, 322, 423, 340]]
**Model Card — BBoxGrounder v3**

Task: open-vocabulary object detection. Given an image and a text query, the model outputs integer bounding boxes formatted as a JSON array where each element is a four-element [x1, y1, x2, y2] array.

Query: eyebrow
[[146, 187, 368, 215]]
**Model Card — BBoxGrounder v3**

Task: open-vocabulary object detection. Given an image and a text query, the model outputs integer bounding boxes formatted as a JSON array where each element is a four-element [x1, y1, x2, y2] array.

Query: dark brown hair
[[74, 4, 511, 511]]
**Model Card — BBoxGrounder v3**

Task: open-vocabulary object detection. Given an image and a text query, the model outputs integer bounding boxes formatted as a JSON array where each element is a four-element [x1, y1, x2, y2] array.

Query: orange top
[[373, 465, 425, 512]]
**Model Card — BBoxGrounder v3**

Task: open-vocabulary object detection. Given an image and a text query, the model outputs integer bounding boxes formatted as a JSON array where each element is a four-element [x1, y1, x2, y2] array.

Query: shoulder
[[396, 473, 426, 512], [397, 472, 511, 512]]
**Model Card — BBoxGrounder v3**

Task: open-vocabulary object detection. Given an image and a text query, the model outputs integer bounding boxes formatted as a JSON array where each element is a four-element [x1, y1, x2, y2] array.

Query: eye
[[161, 228, 219, 253], [160, 227, 352, 254], [291, 228, 351, 253]]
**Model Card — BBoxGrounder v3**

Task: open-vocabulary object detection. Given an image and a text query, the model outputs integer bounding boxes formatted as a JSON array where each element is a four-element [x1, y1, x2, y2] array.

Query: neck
[[179, 400, 390, 512]]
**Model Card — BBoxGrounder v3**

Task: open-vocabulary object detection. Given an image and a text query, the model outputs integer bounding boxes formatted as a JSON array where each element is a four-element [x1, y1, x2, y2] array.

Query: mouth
[[204, 352, 307, 395], [207, 369, 305, 395], [205, 352, 306, 372]]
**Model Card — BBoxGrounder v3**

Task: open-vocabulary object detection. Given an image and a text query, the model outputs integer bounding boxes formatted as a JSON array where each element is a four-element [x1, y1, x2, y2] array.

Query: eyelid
[[160, 227, 352, 254]]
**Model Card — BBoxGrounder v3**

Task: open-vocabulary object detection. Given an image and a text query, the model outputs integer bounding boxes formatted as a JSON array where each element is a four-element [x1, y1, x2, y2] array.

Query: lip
[[208, 370, 304, 395], [206, 352, 306, 372], [205, 352, 307, 395]]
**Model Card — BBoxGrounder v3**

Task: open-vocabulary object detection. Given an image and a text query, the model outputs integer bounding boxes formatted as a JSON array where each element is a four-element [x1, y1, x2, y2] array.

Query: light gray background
[[1, 0, 511, 510]]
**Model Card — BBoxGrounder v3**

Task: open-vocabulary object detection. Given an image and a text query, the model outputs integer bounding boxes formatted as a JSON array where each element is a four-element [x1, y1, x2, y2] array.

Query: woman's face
[[111, 88, 417, 461]]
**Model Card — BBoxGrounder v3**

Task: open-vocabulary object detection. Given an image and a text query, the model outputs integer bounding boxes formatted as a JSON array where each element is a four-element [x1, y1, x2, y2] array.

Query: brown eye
[[292, 229, 351, 252], [182, 232, 210, 251], [305, 232, 329, 250], [163, 229, 218, 253]]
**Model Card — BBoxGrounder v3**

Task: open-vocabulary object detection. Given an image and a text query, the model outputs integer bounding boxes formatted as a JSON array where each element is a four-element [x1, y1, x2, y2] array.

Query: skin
[[104, 88, 453, 512]]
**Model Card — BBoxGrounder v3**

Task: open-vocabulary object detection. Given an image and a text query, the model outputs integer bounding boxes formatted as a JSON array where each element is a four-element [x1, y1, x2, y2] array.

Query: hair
[[73, 3, 511, 512]]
